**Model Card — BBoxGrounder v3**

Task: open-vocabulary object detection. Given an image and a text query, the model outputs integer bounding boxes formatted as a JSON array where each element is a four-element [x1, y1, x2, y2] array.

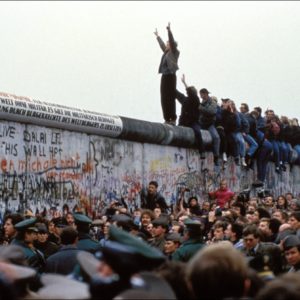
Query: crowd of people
[[155, 23, 300, 186], [1, 179, 300, 299]]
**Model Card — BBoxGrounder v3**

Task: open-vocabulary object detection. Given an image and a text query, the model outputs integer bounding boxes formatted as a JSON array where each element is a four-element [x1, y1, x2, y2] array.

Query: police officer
[[11, 218, 46, 273], [172, 218, 205, 262], [73, 213, 101, 254]]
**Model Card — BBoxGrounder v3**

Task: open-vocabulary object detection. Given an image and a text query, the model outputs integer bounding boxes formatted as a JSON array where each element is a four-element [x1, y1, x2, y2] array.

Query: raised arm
[[154, 27, 166, 52], [181, 74, 188, 89], [166, 22, 177, 52]]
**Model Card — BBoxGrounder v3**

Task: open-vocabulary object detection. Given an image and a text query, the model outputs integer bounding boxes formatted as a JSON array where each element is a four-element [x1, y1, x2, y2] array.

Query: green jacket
[[172, 238, 205, 262]]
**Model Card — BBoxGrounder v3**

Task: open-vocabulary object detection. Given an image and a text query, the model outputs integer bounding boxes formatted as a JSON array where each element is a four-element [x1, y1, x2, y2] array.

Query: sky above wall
[[1, 1, 300, 123]]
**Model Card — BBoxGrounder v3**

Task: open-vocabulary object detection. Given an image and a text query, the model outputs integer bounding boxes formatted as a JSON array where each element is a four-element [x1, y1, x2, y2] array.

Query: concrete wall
[[1, 119, 300, 219], [1, 91, 300, 218]]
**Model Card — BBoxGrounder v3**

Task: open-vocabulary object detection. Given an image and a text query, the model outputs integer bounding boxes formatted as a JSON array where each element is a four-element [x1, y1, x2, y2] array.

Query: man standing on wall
[[154, 22, 180, 125]]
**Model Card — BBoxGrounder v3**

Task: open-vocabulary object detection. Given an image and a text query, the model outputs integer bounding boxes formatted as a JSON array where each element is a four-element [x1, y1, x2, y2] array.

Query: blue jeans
[[294, 145, 300, 165], [191, 122, 204, 154], [269, 140, 280, 167], [201, 124, 220, 157], [231, 132, 245, 158], [279, 141, 291, 164], [256, 139, 272, 182], [243, 134, 258, 157]]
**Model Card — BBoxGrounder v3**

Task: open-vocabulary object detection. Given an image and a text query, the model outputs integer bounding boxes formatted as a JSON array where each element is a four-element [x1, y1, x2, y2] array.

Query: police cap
[[73, 213, 92, 225], [14, 217, 38, 232]]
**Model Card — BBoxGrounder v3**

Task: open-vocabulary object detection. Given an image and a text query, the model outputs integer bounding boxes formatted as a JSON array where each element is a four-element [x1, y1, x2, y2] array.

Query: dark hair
[[243, 224, 261, 239], [199, 88, 209, 94], [269, 218, 281, 235], [254, 106, 262, 115], [60, 227, 78, 245], [231, 223, 244, 241], [232, 201, 246, 216], [149, 181, 158, 188], [290, 212, 300, 222], [241, 103, 249, 112], [4, 213, 23, 226]]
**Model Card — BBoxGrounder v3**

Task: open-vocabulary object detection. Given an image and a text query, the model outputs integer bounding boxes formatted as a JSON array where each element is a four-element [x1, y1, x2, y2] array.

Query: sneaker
[[241, 157, 247, 167], [222, 152, 228, 162]]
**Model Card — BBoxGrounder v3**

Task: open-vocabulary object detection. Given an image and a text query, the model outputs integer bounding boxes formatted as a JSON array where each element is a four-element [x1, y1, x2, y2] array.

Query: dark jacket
[[141, 190, 168, 213], [157, 29, 179, 74], [34, 240, 60, 259], [45, 245, 81, 275], [176, 88, 200, 127], [221, 110, 240, 134]]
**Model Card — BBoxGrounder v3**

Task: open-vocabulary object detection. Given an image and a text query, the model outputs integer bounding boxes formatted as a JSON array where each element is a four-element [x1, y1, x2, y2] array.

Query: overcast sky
[[1, 1, 300, 123]]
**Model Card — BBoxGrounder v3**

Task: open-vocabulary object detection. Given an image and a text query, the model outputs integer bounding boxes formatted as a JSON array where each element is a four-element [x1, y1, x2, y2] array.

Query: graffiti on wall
[[1, 120, 300, 220]]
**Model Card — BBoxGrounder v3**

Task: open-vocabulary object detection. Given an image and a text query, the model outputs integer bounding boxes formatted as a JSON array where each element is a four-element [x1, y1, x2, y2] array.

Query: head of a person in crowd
[[3, 213, 24, 241], [146, 223, 154, 237], [140, 210, 155, 228], [60, 226, 79, 246], [245, 210, 255, 223], [265, 109, 275, 120], [258, 218, 272, 239], [163, 233, 181, 255], [243, 224, 262, 251], [35, 222, 49, 244], [152, 217, 169, 239], [48, 220, 56, 234], [288, 212, 300, 231], [231, 201, 246, 217], [170, 221, 184, 235], [213, 221, 227, 242], [290, 199, 300, 211], [199, 88, 210, 101], [155, 260, 192, 300], [263, 195, 274, 208], [201, 201, 210, 212], [255, 272, 300, 300], [285, 192, 294, 203], [65, 212, 75, 226], [280, 115, 290, 126], [147, 181, 158, 196], [111, 214, 135, 232], [272, 209, 288, 224], [188, 196, 199, 208], [247, 204, 256, 214], [153, 207, 162, 219], [102, 221, 111, 238], [269, 218, 281, 236], [255, 207, 271, 220], [240, 102, 249, 114], [235, 215, 250, 227], [254, 106, 262, 117], [219, 179, 228, 191], [283, 235, 300, 268], [187, 242, 249, 300], [133, 208, 142, 219], [225, 222, 244, 243], [183, 219, 203, 241], [186, 86, 198, 98], [178, 214, 189, 227], [276, 195, 288, 210], [250, 110, 259, 120], [52, 217, 68, 236]]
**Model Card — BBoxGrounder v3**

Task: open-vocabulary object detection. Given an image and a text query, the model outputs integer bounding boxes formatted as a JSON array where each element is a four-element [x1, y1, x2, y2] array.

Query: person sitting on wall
[[175, 74, 205, 159], [141, 181, 169, 213]]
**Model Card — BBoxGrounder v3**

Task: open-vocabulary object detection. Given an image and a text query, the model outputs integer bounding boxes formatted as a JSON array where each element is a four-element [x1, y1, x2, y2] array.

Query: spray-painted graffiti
[[1, 120, 300, 220]]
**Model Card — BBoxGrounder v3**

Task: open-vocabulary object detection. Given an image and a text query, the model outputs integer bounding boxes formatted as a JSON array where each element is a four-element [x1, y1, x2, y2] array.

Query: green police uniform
[[12, 218, 46, 273], [73, 213, 101, 254], [172, 218, 205, 262]]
